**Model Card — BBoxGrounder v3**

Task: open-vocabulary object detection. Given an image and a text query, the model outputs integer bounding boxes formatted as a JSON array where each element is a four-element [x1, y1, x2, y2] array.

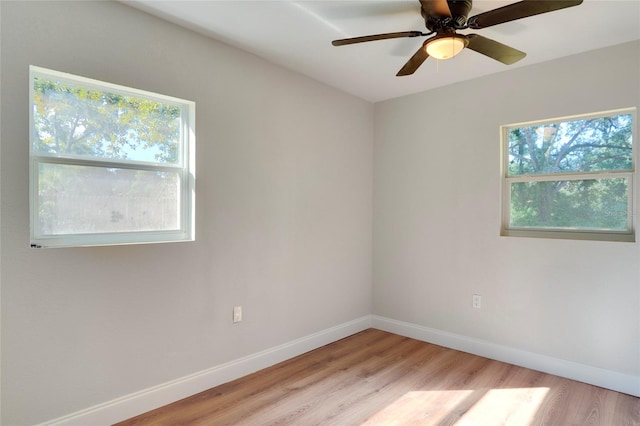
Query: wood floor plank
[[116, 329, 640, 425]]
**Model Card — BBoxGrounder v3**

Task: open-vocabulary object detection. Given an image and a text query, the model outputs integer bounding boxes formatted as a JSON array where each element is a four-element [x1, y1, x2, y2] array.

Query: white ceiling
[[125, 0, 640, 102]]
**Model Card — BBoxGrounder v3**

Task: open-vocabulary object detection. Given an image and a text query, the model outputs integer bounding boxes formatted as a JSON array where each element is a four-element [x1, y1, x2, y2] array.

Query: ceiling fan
[[332, 0, 583, 76]]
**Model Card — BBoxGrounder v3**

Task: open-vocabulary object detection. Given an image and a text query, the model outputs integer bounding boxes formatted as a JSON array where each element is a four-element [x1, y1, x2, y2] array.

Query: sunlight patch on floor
[[457, 387, 550, 425], [362, 389, 475, 424], [362, 387, 550, 425]]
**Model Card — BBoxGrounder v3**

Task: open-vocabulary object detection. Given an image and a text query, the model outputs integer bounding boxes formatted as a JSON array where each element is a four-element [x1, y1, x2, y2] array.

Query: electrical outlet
[[233, 306, 242, 323], [472, 294, 481, 309]]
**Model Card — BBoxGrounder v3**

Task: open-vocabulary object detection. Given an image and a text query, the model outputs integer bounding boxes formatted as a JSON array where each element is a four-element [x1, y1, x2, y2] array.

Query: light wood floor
[[117, 329, 640, 425]]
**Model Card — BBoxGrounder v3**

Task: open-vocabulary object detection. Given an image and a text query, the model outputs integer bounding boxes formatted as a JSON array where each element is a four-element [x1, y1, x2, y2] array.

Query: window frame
[[500, 108, 636, 243], [29, 66, 196, 248]]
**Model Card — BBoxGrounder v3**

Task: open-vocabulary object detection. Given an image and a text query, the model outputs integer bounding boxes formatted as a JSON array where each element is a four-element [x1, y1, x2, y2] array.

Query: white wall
[[374, 41, 640, 381], [0, 2, 373, 424]]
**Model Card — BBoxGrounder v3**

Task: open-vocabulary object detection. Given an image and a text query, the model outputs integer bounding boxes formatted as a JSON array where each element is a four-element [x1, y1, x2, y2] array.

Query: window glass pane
[[509, 178, 629, 231], [507, 114, 633, 176], [32, 76, 181, 164], [38, 163, 180, 235]]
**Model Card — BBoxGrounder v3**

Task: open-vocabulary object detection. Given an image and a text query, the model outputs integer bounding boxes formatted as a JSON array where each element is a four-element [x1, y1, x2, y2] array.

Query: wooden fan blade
[[420, 0, 452, 17], [468, 0, 583, 29], [397, 42, 430, 76], [465, 34, 526, 65], [332, 31, 424, 46]]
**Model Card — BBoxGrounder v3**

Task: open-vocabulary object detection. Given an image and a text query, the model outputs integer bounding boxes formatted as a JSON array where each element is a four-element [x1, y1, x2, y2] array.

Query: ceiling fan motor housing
[[422, 0, 473, 31], [448, 0, 473, 26]]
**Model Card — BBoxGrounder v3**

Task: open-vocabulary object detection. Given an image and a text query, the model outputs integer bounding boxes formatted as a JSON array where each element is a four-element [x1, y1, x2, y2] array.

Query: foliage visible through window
[[30, 66, 195, 247], [502, 109, 634, 241]]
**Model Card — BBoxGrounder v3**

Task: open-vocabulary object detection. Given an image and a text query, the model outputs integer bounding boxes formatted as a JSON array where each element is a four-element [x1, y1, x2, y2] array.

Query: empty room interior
[[1, 0, 639, 424]]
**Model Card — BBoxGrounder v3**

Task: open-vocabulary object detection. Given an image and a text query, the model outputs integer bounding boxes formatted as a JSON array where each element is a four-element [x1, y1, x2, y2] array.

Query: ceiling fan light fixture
[[425, 35, 467, 60]]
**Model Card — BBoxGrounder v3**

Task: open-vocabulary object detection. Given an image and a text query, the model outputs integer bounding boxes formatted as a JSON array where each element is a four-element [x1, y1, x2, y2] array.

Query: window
[[501, 109, 635, 242], [30, 66, 195, 248]]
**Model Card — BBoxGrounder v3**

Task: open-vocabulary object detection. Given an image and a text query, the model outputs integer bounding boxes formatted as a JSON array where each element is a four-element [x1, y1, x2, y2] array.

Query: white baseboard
[[372, 315, 640, 398], [39, 316, 372, 426]]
